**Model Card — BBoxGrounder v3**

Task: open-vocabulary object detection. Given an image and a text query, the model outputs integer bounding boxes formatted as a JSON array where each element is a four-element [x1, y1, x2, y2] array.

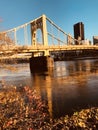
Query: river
[[0, 59, 98, 119]]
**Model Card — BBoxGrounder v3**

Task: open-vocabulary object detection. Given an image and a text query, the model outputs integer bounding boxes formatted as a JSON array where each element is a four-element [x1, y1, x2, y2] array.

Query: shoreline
[[0, 56, 98, 64]]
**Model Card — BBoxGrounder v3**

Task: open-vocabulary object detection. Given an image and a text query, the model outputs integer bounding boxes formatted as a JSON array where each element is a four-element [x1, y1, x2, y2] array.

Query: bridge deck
[[0, 45, 98, 54]]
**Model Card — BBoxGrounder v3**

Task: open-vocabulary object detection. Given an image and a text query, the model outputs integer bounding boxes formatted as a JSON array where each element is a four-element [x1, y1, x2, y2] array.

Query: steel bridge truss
[[0, 14, 78, 48]]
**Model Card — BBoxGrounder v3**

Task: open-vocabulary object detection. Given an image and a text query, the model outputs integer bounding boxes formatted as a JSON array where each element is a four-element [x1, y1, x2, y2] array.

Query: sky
[[0, 0, 98, 43]]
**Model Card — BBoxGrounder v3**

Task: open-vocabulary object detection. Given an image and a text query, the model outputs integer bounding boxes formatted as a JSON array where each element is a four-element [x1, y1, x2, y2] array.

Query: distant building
[[93, 36, 98, 45], [81, 39, 91, 45], [74, 22, 85, 45], [67, 33, 73, 45]]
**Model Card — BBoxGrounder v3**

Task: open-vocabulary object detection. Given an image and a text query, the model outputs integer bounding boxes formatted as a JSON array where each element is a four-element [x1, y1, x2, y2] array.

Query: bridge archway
[[36, 28, 43, 45], [31, 15, 48, 46]]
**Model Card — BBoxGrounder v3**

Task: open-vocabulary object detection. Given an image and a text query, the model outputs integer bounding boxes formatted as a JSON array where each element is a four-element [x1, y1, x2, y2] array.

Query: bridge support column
[[44, 50, 50, 56], [30, 56, 54, 73]]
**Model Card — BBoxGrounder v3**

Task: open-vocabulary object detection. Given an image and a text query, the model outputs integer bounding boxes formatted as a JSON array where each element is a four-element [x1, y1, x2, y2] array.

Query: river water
[[0, 59, 98, 119]]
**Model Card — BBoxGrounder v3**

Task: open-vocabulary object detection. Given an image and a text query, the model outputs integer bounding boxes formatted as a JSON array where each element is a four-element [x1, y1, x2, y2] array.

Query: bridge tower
[[31, 14, 49, 56], [30, 15, 54, 72]]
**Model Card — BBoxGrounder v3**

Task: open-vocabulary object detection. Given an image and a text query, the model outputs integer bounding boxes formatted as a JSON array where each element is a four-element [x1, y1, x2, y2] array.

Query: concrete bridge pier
[[30, 55, 54, 73]]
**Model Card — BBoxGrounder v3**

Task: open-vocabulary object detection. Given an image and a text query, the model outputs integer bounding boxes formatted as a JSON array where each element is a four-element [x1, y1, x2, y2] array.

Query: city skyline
[[0, 0, 98, 43]]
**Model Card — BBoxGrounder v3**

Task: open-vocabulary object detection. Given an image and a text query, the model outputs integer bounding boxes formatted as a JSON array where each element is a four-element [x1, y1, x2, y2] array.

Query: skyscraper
[[74, 22, 85, 45]]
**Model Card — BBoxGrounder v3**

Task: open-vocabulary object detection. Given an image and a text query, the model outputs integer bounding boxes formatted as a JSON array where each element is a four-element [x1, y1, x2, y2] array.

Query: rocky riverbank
[[0, 86, 98, 130]]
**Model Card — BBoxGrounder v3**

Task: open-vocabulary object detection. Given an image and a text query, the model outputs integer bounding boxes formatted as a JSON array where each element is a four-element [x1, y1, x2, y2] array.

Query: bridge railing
[[0, 44, 97, 52]]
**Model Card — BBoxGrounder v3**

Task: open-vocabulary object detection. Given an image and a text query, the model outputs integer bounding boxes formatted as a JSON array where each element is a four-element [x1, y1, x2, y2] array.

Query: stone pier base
[[30, 56, 54, 73]]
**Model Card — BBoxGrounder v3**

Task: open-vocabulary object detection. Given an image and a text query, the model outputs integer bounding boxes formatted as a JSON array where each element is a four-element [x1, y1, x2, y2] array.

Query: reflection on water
[[0, 59, 98, 118]]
